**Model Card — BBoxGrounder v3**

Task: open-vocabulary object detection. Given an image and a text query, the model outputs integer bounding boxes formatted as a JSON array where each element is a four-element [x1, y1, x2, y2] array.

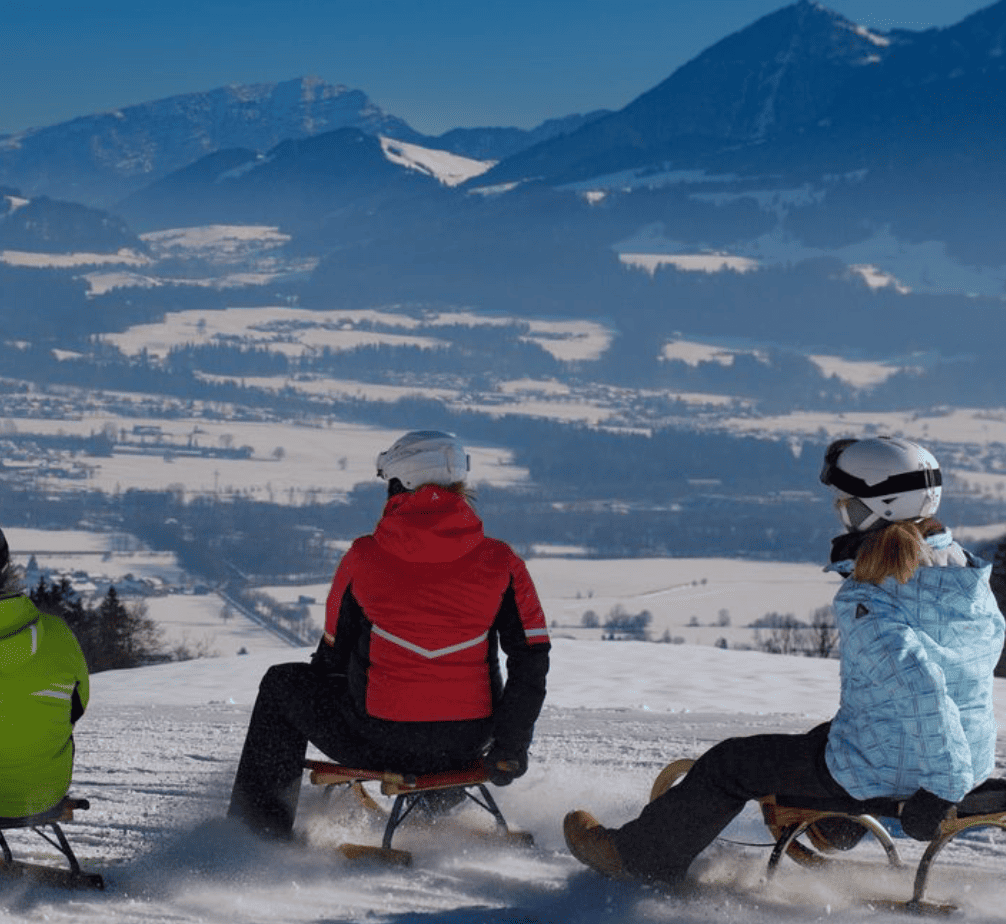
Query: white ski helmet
[[820, 436, 942, 531], [375, 430, 470, 490]]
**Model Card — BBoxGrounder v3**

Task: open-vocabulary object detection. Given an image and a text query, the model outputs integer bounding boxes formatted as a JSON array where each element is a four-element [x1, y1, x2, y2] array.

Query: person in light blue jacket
[[563, 436, 1005, 887], [821, 437, 1003, 809]]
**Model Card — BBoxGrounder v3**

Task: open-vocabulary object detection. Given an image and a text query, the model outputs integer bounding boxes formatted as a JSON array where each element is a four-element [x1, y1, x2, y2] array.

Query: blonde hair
[[853, 517, 944, 584]]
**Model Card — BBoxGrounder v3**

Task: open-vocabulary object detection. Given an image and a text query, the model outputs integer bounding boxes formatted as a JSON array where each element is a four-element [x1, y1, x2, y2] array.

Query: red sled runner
[[304, 759, 534, 865]]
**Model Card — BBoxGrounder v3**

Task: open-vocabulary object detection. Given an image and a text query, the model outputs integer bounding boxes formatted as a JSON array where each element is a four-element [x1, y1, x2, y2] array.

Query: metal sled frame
[[653, 759, 1006, 915], [761, 790, 1006, 914], [0, 796, 104, 889], [305, 759, 528, 863]]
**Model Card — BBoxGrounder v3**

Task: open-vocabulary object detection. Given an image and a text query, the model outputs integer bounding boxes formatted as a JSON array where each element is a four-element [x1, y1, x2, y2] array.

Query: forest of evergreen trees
[[30, 578, 163, 672]]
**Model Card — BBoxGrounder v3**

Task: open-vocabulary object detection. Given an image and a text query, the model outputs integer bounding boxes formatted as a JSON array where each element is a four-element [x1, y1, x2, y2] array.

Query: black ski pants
[[227, 662, 491, 837], [611, 722, 851, 883]]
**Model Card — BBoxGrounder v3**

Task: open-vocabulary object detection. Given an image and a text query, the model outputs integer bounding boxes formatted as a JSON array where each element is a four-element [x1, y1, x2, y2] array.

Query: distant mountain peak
[[0, 77, 424, 205], [477, 0, 895, 186]]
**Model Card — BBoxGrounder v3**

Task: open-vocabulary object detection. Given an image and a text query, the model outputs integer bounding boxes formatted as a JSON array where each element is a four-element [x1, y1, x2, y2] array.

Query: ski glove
[[483, 746, 528, 787], [311, 637, 347, 684], [900, 788, 955, 841]]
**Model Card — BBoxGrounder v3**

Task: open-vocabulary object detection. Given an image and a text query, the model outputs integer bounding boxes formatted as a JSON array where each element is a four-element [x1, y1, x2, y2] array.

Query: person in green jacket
[[0, 528, 89, 818]]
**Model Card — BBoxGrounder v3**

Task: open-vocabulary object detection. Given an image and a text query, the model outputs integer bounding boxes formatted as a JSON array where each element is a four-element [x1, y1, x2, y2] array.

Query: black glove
[[482, 746, 528, 786], [900, 788, 955, 841], [310, 637, 347, 684]]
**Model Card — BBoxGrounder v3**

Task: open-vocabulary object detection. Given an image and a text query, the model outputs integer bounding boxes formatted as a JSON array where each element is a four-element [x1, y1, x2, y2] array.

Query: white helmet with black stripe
[[820, 436, 942, 532], [376, 430, 470, 490]]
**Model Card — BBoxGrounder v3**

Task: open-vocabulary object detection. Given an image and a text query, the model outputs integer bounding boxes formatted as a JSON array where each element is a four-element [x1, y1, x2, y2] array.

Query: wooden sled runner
[[304, 759, 534, 865], [0, 796, 104, 890], [651, 759, 1006, 915]]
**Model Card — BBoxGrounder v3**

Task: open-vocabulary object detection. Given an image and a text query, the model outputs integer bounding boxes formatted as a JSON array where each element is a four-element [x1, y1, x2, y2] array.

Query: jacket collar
[[0, 594, 38, 636], [826, 526, 957, 576], [373, 485, 485, 563]]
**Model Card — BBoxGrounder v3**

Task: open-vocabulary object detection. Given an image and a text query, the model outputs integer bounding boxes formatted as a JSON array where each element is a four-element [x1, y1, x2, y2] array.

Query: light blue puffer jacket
[[825, 530, 1004, 803]]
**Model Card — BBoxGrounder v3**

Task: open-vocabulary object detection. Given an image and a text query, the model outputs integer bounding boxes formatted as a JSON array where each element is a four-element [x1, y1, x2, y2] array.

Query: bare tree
[[808, 605, 839, 659]]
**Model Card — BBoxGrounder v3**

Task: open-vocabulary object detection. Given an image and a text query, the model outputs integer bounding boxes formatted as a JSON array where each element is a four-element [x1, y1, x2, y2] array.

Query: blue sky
[[3, 0, 996, 136]]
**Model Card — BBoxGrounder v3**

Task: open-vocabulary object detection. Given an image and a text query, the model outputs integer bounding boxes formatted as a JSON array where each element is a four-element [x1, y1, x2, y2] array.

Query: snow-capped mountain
[[0, 79, 605, 210], [116, 128, 486, 231], [0, 78, 425, 206]]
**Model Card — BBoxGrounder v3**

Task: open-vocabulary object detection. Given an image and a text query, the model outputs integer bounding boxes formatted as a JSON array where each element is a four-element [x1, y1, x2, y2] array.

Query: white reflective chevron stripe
[[371, 625, 489, 660], [0, 618, 39, 649], [525, 628, 549, 640], [31, 689, 72, 701]]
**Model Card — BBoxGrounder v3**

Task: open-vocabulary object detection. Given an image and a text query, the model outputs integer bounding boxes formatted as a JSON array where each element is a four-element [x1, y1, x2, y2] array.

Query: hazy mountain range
[[3, 0, 1006, 367], [0, 76, 606, 207], [3, 1, 1006, 566]]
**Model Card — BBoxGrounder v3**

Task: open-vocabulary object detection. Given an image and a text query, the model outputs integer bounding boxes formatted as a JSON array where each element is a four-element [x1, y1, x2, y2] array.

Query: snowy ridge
[[379, 136, 494, 186]]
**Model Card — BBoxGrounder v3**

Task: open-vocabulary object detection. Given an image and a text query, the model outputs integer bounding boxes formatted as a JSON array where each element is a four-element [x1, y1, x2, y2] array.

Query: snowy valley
[[3, 4, 1006, 919]]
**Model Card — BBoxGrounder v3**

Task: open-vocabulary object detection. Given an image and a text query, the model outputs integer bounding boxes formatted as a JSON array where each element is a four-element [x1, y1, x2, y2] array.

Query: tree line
[[30, 577, 164, 672]]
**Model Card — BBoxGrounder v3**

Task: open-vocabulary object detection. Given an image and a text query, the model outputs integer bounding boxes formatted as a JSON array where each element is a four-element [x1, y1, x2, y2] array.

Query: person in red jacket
[[228, 430, 551, 838]]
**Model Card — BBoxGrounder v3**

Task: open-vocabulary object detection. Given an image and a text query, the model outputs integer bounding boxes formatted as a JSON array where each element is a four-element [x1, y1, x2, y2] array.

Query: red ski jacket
[[324, 487, 550, 742]]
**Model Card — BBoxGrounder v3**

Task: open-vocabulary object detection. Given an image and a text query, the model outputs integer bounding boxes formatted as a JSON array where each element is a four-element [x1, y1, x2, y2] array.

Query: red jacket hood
[[373, 486, 485, 563]]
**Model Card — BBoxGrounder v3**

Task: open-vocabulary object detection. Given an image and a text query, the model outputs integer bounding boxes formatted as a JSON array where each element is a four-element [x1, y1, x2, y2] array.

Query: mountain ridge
[[475, 0, 1006, 187]]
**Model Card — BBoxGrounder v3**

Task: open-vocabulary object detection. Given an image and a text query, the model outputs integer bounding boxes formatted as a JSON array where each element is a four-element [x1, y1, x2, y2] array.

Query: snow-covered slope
[[2, 632, 1003, 923], [379, 136, 494, 186]]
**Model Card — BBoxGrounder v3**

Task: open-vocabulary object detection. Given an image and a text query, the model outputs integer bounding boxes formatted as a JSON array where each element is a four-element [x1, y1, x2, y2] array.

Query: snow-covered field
[[3, 635, 1005, 924], [3, 415, 528, 503], [100, 303, 613, 365], [5, 526, 845, 654], [3, 539, 1005, 922]]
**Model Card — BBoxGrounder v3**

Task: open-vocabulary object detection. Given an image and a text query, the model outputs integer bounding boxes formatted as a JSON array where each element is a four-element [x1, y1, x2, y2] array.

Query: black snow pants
[[227, 662, 492, 837], [611, 722, 852, 883]]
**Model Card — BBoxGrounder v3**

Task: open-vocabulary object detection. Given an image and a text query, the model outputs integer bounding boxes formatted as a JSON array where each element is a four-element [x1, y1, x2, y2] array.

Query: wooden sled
[[652, 759, 1006, 915], [304, 759, 534, 865], [0, 796, 104, 890]]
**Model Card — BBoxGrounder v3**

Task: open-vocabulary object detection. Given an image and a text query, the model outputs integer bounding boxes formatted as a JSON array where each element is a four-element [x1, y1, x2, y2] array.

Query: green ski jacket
[[0, 594, 89, 818]]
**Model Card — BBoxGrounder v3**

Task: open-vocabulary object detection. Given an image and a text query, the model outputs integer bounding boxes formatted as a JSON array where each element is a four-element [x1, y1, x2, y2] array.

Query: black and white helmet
[[375, 430, 470, 490], [820, 436, 942, 532]]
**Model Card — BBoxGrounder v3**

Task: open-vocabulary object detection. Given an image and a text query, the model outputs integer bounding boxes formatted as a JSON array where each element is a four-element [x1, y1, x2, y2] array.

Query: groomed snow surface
[[3, 638, 1005, 923]]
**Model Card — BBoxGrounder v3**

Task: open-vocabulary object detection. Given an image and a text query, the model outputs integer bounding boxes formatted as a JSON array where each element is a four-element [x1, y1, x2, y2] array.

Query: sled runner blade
[[0, 858, 104, 890], [866, 898, 957, 917], [414, 818, 535, 847], [338, 842, 412, 866], [0, 797, 103, 891]]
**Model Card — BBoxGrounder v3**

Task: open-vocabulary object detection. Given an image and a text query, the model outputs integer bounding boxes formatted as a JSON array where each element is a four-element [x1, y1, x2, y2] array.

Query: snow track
[[0, 675, 1004, 922]]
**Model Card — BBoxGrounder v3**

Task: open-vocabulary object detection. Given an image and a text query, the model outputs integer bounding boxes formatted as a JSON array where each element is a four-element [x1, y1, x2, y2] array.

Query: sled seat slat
[[770, 777, 1006, 821], [0, 796, 91, 830], [304, 759, 490, 795]]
